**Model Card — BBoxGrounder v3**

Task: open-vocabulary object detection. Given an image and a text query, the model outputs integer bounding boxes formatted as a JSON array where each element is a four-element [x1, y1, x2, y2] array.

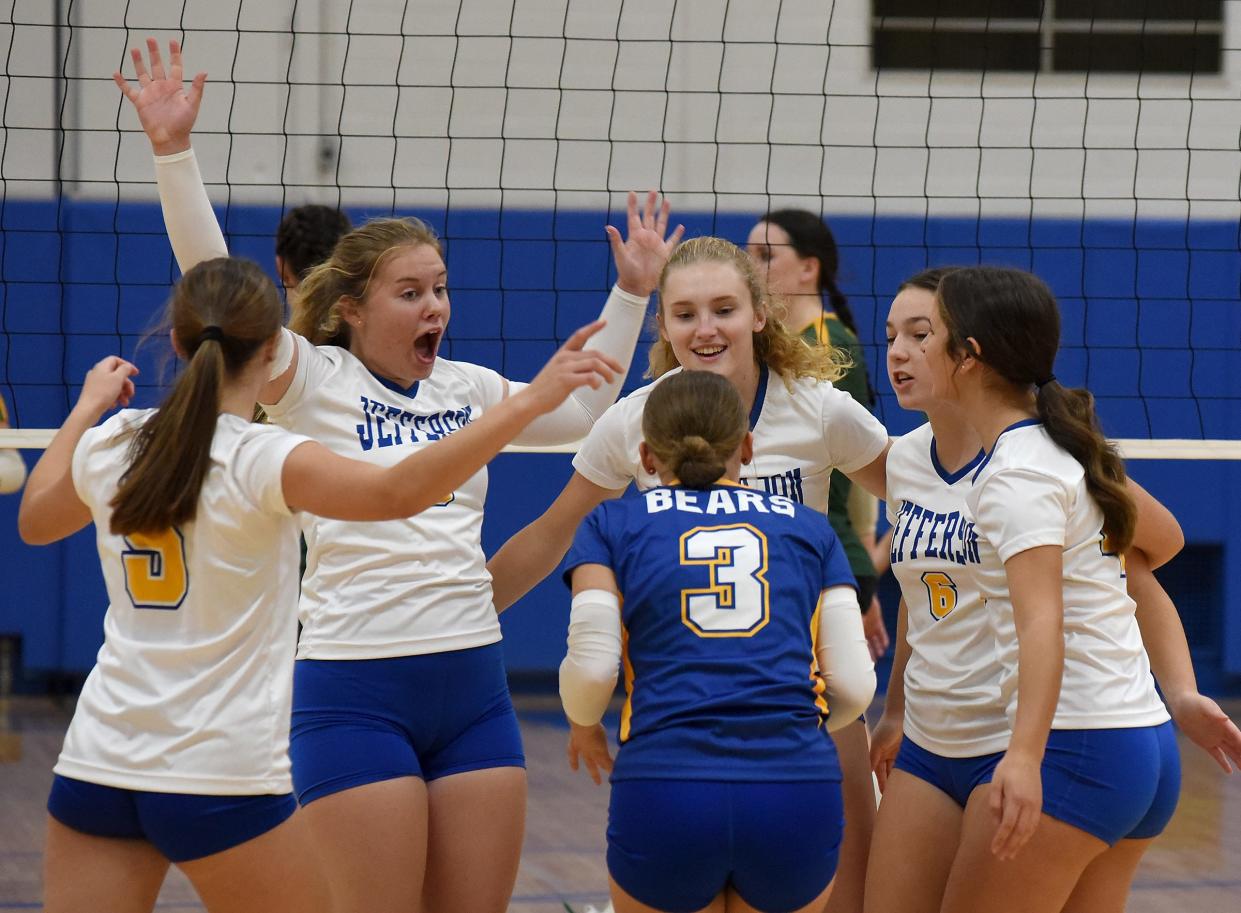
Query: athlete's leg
[[826, 718, 875, 913], [300, 777, 429, 913], [177, 809, 331, 913], [1058, 837, 1154, 913], [863, 769, 963, 913], [43, 816, 169, 913], [939, 785, 1107, 913], [609, 876, 726, 913], [421, 766, 526, 913]]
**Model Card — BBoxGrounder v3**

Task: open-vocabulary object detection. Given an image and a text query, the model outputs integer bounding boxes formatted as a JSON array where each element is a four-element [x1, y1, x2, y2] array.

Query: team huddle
[[15, 38, 1241, 913]]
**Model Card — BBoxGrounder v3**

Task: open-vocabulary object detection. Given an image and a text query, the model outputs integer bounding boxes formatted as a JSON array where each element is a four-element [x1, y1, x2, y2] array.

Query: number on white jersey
[[679, 524, 770, 637], [122, 528, 189, 610], [921, 571, 958, 621]]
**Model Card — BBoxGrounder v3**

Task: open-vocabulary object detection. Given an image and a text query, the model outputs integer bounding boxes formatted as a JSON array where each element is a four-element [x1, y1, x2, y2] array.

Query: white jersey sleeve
[[571, 383, 654, 492], [972, 466, 1070, 563], [819, 382, 889, 474]]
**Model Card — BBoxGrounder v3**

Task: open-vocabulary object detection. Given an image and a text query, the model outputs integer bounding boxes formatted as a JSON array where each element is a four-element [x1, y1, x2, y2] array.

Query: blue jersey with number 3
[[565, 483, 856, 782]]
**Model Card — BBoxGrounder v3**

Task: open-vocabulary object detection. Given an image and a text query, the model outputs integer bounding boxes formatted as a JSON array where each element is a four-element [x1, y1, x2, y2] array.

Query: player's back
[[59, 408, 307, 793], [572, 483, 856, 782]]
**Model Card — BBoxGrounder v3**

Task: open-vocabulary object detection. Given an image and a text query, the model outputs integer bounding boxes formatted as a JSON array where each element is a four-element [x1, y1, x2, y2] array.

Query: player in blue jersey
[[559, 370, 876, 913]]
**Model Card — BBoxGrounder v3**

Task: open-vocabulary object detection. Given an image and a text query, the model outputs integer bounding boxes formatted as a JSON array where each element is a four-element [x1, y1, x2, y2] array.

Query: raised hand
[[607, 190, 685, 298], [520, 320, 624, 414], [80, 357, 139, 417], [113, 38, 206, 156]]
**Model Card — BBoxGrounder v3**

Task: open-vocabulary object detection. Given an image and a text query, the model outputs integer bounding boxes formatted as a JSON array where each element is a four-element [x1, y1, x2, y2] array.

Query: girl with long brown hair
[[18, 256, 619, 913]]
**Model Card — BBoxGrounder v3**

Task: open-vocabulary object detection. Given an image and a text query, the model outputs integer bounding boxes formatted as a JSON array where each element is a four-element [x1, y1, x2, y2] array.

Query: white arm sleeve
[[816, 586, 876, 732], [153, 148, 229, 272], [512, 285, 649, 445], [558, 589, 622, 726], [0, 449, 27, 493]]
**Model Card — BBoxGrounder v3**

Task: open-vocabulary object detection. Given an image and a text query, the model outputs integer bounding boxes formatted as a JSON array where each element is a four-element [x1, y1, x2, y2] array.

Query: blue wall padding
[[1, 197, 1238, 680]]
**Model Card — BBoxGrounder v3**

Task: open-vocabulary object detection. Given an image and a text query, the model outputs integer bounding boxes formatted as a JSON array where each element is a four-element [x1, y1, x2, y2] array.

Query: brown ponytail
[[936, 267, 1135, 550], [642, 371, 747, 489], [109, 258, 282, 535]]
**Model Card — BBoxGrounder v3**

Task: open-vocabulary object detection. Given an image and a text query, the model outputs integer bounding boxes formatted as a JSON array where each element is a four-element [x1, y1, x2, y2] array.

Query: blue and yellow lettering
[[924, 512, 946, 559], [940, 513, 959, 562], [909, 506, 934, 559], [384, 405, 404, 445], [356, 396, 376, 451], [896, 504, 922, 562]]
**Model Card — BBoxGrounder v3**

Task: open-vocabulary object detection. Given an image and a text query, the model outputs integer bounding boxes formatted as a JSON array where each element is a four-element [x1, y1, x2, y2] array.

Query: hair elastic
[[200, 325, 225, 343], [1035, 374, 1056, 389]]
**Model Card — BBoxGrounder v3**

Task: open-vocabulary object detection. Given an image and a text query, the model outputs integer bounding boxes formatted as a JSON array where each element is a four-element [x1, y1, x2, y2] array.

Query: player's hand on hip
[[80, 357, 139, 417], [567, 722, 614, 786], [113, 38, 206, 156], [608, 190, 685, 298], [523, 320, 623, 412], [988, 751, 1042, 860], [869, 712, 903, 793]]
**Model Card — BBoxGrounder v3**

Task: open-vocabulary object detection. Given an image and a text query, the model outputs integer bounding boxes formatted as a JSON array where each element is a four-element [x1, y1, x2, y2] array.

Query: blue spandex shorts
[[893, 736, 1004, 808], [607, 779, 843, 913], [47, 775, 295, 862], [1025, 721, 1181, 845], [289, 642, 525, 806]]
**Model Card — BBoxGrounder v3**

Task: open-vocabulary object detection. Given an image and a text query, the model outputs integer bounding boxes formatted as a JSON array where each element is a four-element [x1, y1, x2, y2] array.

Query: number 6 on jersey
[[679, 524, 770, 637]]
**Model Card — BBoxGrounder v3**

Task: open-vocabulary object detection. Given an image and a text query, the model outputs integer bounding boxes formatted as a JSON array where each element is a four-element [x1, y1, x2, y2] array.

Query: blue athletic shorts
[[289, 642, 525, 806], [47, 775, 295, 863], [892, 735, 1004, 808], [607, 779, 843, 913], [979, 721, 1181, 846]]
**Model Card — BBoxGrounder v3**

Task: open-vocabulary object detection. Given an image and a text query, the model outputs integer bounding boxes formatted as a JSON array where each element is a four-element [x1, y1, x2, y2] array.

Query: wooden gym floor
[[2, 695, 1238, 912]]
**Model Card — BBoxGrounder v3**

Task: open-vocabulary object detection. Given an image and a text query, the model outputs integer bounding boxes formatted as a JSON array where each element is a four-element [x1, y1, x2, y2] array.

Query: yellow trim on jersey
[[619, 619, 635, 743], [678, 522, 771, 638], [808, 590, 830, 721]]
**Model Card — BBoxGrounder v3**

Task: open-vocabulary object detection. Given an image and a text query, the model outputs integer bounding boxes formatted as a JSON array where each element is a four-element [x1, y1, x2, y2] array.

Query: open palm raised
[[113, 38, 206, 156]]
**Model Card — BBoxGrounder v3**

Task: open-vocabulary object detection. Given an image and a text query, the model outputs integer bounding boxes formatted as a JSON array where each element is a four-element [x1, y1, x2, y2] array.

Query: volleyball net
[[1, 0, 1239, 457]]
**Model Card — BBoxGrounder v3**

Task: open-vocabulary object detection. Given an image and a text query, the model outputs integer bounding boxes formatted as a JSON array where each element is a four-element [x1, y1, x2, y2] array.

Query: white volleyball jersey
[[967, 421, 1169, 731], [59, 409, 311, 794], [886, 424, 1008, 756], [573, 366, 889, 507], [263, 334, 509, 660]]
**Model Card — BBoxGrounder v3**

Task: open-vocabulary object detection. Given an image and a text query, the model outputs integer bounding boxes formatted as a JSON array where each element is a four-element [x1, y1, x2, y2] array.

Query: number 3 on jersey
[[679, 524, 770, 637], [122, 529, 189, 610], [921, 571, 958, 621]]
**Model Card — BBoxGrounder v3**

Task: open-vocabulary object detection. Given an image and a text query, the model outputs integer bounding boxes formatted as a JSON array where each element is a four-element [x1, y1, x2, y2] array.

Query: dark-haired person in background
[[275, 204, 352, 293]]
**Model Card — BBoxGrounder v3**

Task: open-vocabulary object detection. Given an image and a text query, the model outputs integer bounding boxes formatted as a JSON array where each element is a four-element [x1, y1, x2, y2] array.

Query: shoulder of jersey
[[889, 422, 933, 461]]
